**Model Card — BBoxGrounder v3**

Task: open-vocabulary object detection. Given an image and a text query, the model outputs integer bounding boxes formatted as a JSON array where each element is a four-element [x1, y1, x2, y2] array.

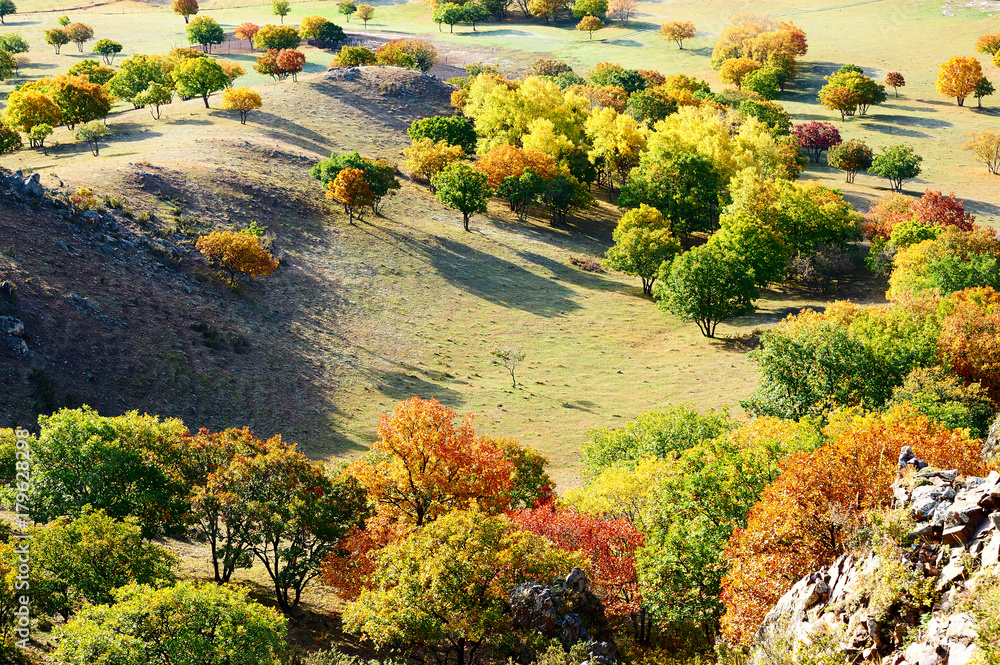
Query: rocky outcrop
[[509, 568, 617, 665], [753, 449, 1000, 665]]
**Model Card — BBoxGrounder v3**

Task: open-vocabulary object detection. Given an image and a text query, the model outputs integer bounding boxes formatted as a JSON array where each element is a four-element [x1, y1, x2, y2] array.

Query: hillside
[[0, 66, 870, 483]]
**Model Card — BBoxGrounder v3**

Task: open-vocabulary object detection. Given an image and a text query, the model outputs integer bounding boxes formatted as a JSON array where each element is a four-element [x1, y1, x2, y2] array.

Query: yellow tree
[[403, 137, 463, 189], [584, 106, 648, 193], [195, 230, 279, 287], [221, 87, 262, 124], [327, 168, 374, 223], [659, 20, 695, 49], [964, 129, 1000, 174], [936, 56, 983, 106], [718, 57, 761, 89], [577, 15, 603, 39]]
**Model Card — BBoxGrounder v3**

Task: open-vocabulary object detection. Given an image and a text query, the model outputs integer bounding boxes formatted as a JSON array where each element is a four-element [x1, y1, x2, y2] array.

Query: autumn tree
[[343, 511, 581, 665], [0, 0, 14, 24], [375, 39, 437, 71], [888, 227, 999, 300], [196, 230, 279, 287], [4, 89, 62, 132], [65, 22, 94, 52], [333, 45, 376, 66], [109, 54, 174, 107], [404, 138, 463, 189], [909, 190, 975, 230], [310, 150, 400, 213], [93, 38, 123, 65], [275, 48, 305, 81], [718, 58, 760, 89], [607, 0, 635, 25], [221, 87, 262, 124], [172, 0, 199, 23], [659, 20, 695, 48], [791, 121, 841, 162], [885, 71, 905, 97], [938, 286, 1000, 398], [869, 143, 922, 191], [67, 58, 116, 85], [272, 0, 291, 23], [720, 409, 986, 646], [357, 4, 375, 26], [44, 27, 70, 54], [936, 55, 983, 106], [964, 128, 1000, 174], [528, 0, 567, 23], [326, 168, 374, 223], [862, 192, 913, 241], [408, 115, 477, 154], [432, 162, 492, 231], [298, 15, 328, 39], [253, 24, 300, 51], [234, 22, 259, 50], [172, 56, 228, 107], [186, 16, 225, 53], [585, 106, 648, 193], [819, 70, 885, 117], [512, 504, 645, 624], [577, 15, 603, 39], [828, 138, 873, 183]]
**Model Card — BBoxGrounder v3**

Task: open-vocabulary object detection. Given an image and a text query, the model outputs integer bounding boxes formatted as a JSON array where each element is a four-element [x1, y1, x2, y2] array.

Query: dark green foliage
[[311, 21, 346, 49], [310, 150, 401, 212], [624, 89, 678, 124], [619, 153, 724, 238], [408, 115, 477, 154], [541, 173, 593, 225]]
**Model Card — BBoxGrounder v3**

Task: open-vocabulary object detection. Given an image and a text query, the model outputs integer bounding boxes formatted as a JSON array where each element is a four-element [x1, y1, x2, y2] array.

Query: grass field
[[1, 0, 995, 484]]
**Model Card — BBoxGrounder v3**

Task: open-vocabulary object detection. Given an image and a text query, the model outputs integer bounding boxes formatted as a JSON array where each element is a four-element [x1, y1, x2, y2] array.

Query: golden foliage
[[936, 56, 983, 105], [195, 230, 279, 287]]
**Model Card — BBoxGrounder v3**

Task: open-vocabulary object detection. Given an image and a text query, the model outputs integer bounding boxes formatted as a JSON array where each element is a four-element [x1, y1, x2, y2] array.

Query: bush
[[252, 24, 300, 51], [888, 367, 996, 437], [196, 230, 279, 287], [375, 39, 438, 71], [408, 115, 477, 154], [311, 21, 346, 49], [333, 45, 376, 67], [55, 582, 287, 665]]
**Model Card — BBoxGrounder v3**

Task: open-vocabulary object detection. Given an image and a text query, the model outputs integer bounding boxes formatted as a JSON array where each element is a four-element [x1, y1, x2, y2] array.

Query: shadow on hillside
[[860, 123, 931, 138], [604, 39, 644, 47], [881, 102, 936, 113], [956, 197, 1000, 217], [426, 237, 581, 316], [782, 61, 844, 102], [514, 249, 618, 293], [376, 370, 465, 406], [865, 114, 952, 129], [248, 111, 339, 156]]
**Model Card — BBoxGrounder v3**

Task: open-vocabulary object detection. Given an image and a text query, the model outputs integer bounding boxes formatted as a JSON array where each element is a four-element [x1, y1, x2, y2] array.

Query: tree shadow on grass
[[247, 111, 339, 156], [376, 370, 466, 406], [859, 123, 931, 138], [863, 114, 952, 129], [426, 237, 582, 316]]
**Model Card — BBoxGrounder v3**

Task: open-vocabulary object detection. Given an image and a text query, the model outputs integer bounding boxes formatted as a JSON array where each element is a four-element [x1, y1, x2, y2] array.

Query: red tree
[[910, 190, 975, 231], [511, 503, 644, 621], [791, 121, 842, 162]]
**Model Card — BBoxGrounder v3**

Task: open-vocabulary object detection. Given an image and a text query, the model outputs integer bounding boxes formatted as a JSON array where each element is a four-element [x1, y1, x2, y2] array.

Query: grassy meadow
[[1, 0, 996, 485]]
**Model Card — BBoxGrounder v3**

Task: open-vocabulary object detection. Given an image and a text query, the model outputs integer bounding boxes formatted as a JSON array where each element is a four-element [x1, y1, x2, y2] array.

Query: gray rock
[[0, 316, 24, 336], [899, 445, 929, 470], [0, 334, 29, 358], [82, 210, 100, 221], [22, 173, 44, 198], [55, 240, 69, 252], [566, 567, 588, 594], [986, 414, 1000, 462]]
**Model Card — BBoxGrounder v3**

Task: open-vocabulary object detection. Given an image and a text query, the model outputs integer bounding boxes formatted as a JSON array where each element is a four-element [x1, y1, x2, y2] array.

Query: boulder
[[985, 415, 1000, 463], [22, 173, 44, 198]]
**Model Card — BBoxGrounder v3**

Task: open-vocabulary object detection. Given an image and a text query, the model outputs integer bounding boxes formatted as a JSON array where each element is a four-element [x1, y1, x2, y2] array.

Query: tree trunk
[[203, 94, 210, 108], [184, 14, 190, 23], [958, 97, 965, 106], [463, 213, 470, 231]]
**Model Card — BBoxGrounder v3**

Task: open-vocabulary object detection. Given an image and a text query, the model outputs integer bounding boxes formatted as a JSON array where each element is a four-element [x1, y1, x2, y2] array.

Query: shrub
[[196, 230, 279, 287], [252, 24, 300, 51], [375, 39, 438, 71], [888, 367, 996, 437], [333, 45, 376, 67]]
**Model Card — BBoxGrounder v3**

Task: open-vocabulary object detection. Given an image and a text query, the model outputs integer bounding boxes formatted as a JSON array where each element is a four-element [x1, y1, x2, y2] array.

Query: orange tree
[[234, 22, 259, 49], [885, 71, 905, 97], [275, 48, 305, 82], [720, 408, 987, 646], [936, 56, 983, 106], [475, 144, 560, 219], [172, 0, 198, 23], [937, 286, 1000, 399], [195, 230, 279, 287], [327, 167, 374, 223], [659, 20, 695, 49]]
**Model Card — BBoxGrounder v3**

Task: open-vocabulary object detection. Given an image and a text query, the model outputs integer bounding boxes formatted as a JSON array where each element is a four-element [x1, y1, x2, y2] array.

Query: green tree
[[432, 162, 493, 231], [27, 407, 190, 536], [0, 0, 15, 25], [462, 1, 489, 30], [0, 33, 28, 54], [338, 0, 357, 21], [888, 367, 996, 438], [343, 511, 581, 665], [92, 38, 122, 64], [541, 173, 593, 225], [603, 205, 681, 295], [0, 48, 13, 80], [741, 65, 780, 100], [66, 58, 115, 84], [869, 144, 922, 192], [572, 0, 607, 17], [172, 56, 228, 107], [28, 123, 53, 153], [624, 88, 678, 124], [655, 240, 759, 338], [186, 16, 225, 53], [408, 115, 477, 154], [433, 3, 464, 32], [135, 82, 173, 119], [310, 150, 400, 213], [55, 582, 287, 665], [213, 441, 366, 611], [272, 0, 291, 23], [974, 76, 995, 108], [109, 53, 174, 107], [74, 120, 110, 155], [582, 404, 733, 473], [30, 509, 176, 618]]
